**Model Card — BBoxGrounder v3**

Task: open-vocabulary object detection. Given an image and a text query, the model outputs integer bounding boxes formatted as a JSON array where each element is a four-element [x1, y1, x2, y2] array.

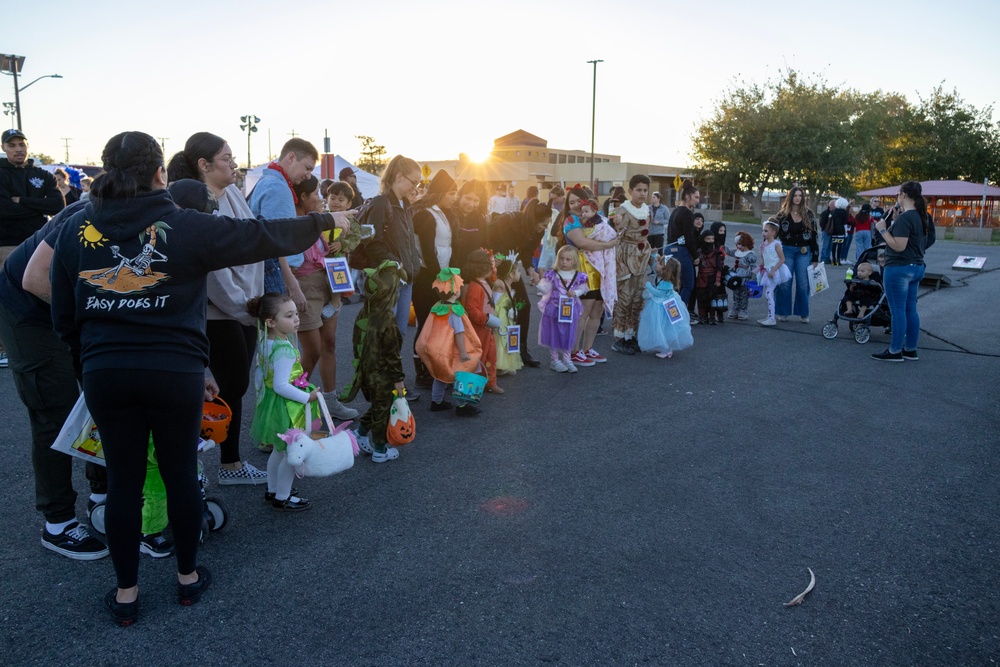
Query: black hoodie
[[50, 188, 338, 373], [0, 157, 65, 246]]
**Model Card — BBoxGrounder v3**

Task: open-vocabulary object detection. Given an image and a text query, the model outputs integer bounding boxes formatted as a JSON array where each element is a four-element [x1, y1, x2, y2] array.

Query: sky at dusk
[[6, 0, 999, 170]]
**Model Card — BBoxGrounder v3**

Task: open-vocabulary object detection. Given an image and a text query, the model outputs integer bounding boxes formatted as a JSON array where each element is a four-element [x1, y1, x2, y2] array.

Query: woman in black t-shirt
[[870, 181, 935, 362], [773, 187, 819, 323]]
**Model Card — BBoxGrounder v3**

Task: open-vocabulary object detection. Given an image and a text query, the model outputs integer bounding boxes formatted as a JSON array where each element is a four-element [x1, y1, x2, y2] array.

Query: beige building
[[419, 130, 691, 204]]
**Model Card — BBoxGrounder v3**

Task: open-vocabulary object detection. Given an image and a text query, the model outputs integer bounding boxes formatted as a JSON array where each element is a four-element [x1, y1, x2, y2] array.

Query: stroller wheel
[[855, 326, 871, 344], [822, 322, 838, 339], [849, 321, 857, 332], [204, 496, 229, 532], [88, 500, 107, 536]]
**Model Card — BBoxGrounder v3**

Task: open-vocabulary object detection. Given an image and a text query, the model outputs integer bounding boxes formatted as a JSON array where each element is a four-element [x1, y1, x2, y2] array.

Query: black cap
[[2, 128, 26, 143], [338, 167, 355, 179]]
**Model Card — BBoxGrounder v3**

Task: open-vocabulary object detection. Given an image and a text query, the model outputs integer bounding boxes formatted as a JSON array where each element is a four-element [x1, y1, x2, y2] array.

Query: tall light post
[[587, 59, 603, 192], [239, 115, 260, 168], [1, 55, 62, 131]]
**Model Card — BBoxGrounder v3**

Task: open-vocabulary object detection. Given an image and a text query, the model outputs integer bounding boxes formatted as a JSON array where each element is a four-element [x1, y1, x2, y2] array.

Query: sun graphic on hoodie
[[78, 221, 107, 248]]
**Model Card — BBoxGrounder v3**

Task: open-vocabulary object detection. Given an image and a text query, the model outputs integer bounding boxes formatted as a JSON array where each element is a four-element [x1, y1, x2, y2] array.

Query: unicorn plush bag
[[279, 399, 359, 477]]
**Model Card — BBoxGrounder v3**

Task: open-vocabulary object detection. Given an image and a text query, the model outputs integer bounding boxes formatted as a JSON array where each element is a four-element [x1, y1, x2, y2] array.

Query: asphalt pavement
[[1, 226, 998, 666]]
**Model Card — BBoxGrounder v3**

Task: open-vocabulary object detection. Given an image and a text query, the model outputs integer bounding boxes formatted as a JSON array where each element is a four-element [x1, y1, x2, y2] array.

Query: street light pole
[[239, 115, 260, 168], [587, 59, 603, 192], [1, 55, 62, 131]]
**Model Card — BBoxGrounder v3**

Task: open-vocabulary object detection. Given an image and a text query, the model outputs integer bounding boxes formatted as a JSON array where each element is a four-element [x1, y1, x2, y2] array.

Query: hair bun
[[682, 179, 694, 188], [246, 296, 261, 318]]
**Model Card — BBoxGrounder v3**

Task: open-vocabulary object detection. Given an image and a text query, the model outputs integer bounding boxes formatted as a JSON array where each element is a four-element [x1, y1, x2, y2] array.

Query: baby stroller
[[88, 438, 229, 544], [821, 245, 892, 344]]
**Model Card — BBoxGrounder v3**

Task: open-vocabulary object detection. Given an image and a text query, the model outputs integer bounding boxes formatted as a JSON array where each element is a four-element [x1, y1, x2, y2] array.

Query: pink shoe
[[570, 350, 595, 367], [586, 349, 607, 363]]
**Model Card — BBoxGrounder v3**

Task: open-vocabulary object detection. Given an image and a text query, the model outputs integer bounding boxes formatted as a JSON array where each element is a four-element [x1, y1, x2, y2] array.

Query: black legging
[[206, 319, 256, 463], [411, 272, 436, 356], [84, 369, 204, 588]]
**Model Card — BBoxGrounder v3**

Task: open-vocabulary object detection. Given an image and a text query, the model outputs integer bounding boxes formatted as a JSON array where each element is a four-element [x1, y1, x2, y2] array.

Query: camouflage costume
[[340, 261, 406, 453]]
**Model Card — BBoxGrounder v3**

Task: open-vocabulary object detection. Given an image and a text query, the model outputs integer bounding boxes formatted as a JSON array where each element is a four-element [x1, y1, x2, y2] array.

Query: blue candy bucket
[[746, 280, 763, 299], [453, 364, 487, 404]]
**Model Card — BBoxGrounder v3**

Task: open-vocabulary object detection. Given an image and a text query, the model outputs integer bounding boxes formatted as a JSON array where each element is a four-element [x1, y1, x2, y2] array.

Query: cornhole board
[[952, 256, 987, 272]]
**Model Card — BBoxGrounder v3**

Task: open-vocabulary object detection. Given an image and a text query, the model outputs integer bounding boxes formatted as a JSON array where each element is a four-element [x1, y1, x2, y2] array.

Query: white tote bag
[[51, 394, 106, 466], [808, 262, 830, 295]]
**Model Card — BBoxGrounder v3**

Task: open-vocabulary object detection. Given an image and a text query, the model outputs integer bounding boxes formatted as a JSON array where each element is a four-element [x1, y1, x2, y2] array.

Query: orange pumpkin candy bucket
[[201, 397, 233, 444]]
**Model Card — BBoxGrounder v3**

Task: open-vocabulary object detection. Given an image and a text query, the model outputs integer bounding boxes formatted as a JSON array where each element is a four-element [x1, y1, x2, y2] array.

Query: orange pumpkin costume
[[414, 269, 482, 383]]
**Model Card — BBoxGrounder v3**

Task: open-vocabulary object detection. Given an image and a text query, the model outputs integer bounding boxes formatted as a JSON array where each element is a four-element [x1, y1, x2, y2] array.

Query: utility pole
[[157, 137, 169, 154], [289, 129, 298, 138], [587, 59, 604, 193], [60, 137, 71, 163]]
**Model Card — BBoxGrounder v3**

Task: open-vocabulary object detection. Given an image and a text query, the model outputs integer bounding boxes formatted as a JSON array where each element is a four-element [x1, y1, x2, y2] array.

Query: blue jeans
[[263, 257, 286, 294], [820, 234, 832, 263], [667, 245, 694, 307], [394, 281, 413, 338], [853, 230, 872, 263], [883, 264, 925, 353], [775, 247, 812, 318]]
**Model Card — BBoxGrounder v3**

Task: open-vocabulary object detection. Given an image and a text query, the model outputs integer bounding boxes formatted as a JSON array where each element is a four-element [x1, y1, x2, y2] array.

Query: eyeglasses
[[215, 155, 237, 165], [402, 174, 420, 188]]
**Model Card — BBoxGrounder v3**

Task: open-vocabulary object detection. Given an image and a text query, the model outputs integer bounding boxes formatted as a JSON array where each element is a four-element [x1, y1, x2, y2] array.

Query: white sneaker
[[371, 447, 399, 463], [324, 393, 359, 420], [777, 316, 788, 322], [800, 316, 810, 324], [758, 317, 777, 327], [565, 361, 578, 373], [550, 359, 569, 373]]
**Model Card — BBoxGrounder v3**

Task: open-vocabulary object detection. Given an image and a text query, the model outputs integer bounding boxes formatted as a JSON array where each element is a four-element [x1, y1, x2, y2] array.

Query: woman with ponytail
[[665, 180, 700, 310], [167, 133, 269, 482], [49, 131, 351, 625], [870, 180, 936, 362]]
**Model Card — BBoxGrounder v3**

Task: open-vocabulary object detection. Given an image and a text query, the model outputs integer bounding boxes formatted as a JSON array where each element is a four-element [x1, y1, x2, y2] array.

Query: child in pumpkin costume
[[340, 261, 408, 463], [415, 267, 484, 416]]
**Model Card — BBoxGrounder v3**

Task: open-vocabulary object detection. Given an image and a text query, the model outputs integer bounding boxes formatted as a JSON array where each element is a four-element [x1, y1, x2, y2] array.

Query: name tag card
[[507, 325, 521, 353], [323, 257, 355, 293], [558, 297, 574, 323], [663, 297, 683, 323]]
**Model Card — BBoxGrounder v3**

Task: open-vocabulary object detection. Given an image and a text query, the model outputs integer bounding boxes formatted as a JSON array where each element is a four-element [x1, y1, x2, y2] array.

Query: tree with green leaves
[[355, 135, 387, 176], [692, 71, 1000, 213]]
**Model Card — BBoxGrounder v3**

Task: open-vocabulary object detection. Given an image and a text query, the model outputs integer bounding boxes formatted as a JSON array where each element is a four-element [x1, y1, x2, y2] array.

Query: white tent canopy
[[243, 155, 380, 201]]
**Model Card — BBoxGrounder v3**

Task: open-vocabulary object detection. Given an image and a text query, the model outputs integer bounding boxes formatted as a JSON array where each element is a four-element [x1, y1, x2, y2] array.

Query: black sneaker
[[611, 339, 635, 355], [178, 565, 212, 606], [104, 589, 138, 626], [430, 400, 453, 412], [902, 350, 919, 361], [455, 403, 481, 417], [139, 532, 174, 558], [871, 349, 903, 362], [41, 522, 109, 560], [626, 339, 641, 354]]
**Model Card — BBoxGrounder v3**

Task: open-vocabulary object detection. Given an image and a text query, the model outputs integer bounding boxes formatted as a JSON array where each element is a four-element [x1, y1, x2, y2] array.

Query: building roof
[[859, 180, 1000, 198], [493, 130, 547, 148]]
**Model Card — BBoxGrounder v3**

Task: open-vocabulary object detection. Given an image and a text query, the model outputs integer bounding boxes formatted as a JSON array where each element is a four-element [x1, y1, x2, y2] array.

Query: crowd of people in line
[[0, 126, 935, 626]]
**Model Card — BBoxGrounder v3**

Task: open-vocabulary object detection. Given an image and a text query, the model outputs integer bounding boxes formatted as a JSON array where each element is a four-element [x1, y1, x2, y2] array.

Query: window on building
[[596, 181, 613, 196], [569, 156, 577, 164], [549, 153, 558, 164], [558, 154, 567, 164]]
